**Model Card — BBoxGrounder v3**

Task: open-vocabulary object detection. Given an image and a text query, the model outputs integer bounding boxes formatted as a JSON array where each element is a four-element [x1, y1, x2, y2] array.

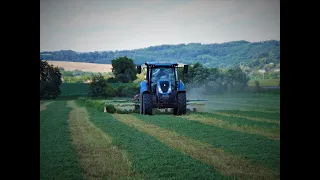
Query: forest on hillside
[[40, 40, 280, 69]]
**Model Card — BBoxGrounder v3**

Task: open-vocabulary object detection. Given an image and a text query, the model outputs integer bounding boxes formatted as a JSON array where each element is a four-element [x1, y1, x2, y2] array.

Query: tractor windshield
[[151, 67, 175, 83]]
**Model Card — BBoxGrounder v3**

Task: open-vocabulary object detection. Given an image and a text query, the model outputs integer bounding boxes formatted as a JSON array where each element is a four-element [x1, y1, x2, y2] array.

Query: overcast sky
[[40, 0, 280, 52]]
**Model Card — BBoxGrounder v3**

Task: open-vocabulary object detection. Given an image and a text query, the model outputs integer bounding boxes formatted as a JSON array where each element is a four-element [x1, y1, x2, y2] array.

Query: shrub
[[88, 73, 106, 97], [107, 77, 118, 83], [104, 84, 116, 97], [105, 104, 116, 113], [76, 97, 105, 111]]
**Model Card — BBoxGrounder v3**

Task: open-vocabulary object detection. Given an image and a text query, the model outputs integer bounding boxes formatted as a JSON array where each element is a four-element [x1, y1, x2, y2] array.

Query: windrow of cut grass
[[212, 112, 279, 124], [113, 114, 279, 180], [214, 110, 280, 121], [40, 101, 84, 180], [80, 104, 229, 180], [202, 94, 280, 112], [205, 102, 280, 113], [209, 95, 280, 103], [203, 93, 280, 100], [192, 112, 280, 133], [134, 114, 280, 173], [208, 100, 280, 110], [181, 113, 279, 140], [67, 101, 137, 180]]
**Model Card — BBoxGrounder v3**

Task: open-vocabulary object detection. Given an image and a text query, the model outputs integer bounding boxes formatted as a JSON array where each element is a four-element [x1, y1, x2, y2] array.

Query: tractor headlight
[[158, 85, 163, 93], [167, 85, 172, 93]]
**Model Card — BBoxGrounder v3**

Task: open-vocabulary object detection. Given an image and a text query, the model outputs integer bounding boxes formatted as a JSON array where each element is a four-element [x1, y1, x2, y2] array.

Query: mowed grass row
[[214, 110, 280, 121], [207, 100, 280, 110], [67, 101, 138, 180], [40, 101, 84, 180], [113, 114, 279, 180], [202, 93, 280, 109], [134, 114, 280, 173], [203, 93, 280, 100], [192, 112, 280, 131], [40, 94, 280, 179], [81, 104, 230, 180], [208, 98, 280, 106], [205, 101, 280, 113], [182, 113, 279, 140]]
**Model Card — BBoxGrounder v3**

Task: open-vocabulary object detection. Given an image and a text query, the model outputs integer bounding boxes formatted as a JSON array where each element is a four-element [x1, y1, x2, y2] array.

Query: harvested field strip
[[213, 112, 280, 124], [215, 110, 280, 121], [67, 101, 135, 180], [40, 101, 84, 180], [204, 94, 280, 101], [209, 100, 279, 109], [215, 98, 280, 104], [135, 114, 280, 173], [192, 113, 280, 134], [205, 102, 279, 112], [40, 101, 54, 111], [210, 100, 280, 107], [252, 109, 280, 113], [83, 106, 228, 180], [182, 114, 279, 140], [114, 114, 279, 180]]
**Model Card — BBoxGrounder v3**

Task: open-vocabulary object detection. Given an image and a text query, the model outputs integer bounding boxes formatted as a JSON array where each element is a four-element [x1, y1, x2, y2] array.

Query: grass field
[[40, 93, 280, 180], [60, 83, 89, 97]]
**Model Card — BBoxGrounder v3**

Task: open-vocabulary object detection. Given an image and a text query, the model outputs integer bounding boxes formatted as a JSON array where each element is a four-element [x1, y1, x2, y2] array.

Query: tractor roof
[[145, 61, 178, 67]]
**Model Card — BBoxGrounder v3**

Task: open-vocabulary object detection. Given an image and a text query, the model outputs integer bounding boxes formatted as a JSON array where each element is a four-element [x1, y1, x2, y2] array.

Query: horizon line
[[40, 39, 280, 53]]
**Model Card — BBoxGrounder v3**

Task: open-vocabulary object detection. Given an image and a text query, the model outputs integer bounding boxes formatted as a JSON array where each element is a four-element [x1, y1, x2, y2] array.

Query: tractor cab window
[[151, 67, 175, 83]]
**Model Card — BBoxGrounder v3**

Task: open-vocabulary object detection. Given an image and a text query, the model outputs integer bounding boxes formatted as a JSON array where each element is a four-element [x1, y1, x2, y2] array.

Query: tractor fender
[[140, 81, 151, 94], [177, 81, 186, 92]]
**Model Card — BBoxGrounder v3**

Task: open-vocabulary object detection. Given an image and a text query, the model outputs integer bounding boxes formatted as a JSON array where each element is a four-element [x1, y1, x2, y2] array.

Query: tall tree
[[111, 56, 137, 83], [40, 60, 62, 99]]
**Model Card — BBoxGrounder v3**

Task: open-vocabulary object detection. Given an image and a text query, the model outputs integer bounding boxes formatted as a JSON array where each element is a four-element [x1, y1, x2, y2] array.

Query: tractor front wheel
[[142, 93, 153, 115], [139, 94, 143, 114], [177, 93, 186, 115]]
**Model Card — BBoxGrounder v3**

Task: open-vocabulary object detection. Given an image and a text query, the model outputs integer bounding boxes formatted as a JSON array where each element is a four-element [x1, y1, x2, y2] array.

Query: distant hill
[[40, 40, 280, 68], [46, 60, 112, 73]]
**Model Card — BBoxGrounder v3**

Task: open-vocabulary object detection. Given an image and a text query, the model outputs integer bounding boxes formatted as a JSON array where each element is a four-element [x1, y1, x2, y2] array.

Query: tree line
[[89, 57, 251, 97], [40, 56, 268, 99], [40, 40, 280, 69]]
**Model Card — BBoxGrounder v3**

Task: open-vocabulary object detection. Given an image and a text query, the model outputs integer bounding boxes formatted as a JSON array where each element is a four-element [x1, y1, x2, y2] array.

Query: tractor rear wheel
[[177, 93, 186, 115], [143, 93, 153, 115]]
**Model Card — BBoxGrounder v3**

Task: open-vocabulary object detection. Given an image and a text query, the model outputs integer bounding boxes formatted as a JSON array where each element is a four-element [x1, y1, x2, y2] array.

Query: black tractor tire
[[139, 94, 143, 114], [177, 93, 186, 115], [173, 108, 178, 115], [143, 93, 153, 115]]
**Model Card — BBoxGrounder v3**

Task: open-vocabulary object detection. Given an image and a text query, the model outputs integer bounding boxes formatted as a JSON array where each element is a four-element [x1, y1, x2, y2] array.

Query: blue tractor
[[136, 62, 188, 115]]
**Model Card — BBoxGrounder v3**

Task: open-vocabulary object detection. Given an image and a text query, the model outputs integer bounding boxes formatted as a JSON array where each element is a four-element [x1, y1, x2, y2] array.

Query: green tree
[[40, 60, 62, 99], [111, 56, 137, 83], [88, 73, 107, 97]]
